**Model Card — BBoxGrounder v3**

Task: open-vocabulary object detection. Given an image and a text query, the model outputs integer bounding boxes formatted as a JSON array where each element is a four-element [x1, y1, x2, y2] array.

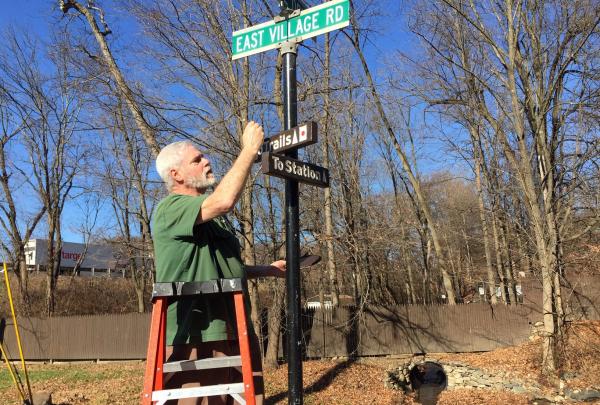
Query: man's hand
[[245, 260, 286, 279], [269, 259, 286, 278], [241, 121, 264, 154]]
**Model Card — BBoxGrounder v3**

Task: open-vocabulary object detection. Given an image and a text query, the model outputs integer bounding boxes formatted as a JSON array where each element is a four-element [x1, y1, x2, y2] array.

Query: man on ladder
[[151, 121, 286, 405]]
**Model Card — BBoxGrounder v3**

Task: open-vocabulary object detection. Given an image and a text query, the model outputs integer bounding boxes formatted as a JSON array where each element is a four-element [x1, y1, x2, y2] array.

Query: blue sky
[[0, 1, 464, 244], [0, 1, 53, 26]]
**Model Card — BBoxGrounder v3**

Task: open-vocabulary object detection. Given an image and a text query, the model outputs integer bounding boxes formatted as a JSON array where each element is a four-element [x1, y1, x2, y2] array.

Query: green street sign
[[232, 0, 350, 60]]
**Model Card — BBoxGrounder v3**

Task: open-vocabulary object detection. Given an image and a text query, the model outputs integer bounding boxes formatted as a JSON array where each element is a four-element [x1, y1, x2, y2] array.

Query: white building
[[24, 239, 122, 277]]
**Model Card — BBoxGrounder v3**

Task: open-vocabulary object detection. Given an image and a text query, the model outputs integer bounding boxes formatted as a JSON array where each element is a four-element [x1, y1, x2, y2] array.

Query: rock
[[565, 388, 600, 401], [384, 369, 412, 392], [32, 392, 52, 405], [560, 371, 578, 380], [511, 386, 527, 394], [531, 396, 559, 405]]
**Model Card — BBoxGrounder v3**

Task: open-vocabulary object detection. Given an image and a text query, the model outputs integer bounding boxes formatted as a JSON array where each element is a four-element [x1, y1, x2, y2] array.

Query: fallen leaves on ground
[[561, 321, 600, 390], [436, 320, 600, 395], [264, 359, 412, 404], [436, 388, 530, 405]]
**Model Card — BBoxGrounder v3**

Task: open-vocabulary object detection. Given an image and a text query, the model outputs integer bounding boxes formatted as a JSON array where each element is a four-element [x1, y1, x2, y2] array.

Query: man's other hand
[[245, 260, 286, 279], [270, 260, 286, 277]]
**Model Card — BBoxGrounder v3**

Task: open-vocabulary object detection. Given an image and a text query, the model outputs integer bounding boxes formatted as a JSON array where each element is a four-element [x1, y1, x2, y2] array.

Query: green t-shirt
[[152, 193, 245, 345]]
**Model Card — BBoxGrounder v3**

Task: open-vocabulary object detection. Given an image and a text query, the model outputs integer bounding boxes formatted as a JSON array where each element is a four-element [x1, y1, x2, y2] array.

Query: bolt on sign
[[262, 153, 330, 188], [231, 0, 350, 60]]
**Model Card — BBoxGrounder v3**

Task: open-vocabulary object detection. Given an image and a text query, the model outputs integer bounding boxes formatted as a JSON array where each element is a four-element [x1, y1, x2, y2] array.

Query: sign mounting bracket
[[280, 39, 300, 55], [274, 9, 301, 22]]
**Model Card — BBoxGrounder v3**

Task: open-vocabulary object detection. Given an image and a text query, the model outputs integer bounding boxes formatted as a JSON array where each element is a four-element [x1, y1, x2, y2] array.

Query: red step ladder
[[141, 279, 256, 405]]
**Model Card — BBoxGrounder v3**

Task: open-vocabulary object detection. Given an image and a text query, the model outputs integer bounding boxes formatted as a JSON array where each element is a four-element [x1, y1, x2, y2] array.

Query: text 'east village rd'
[[261, 153, 330, 188], [231, 0, 350, 60]]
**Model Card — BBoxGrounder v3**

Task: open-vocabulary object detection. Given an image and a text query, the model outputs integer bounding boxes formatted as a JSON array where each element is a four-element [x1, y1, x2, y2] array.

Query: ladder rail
[[156, 301, 167, 391], [234, 292, 256, 405], [142, 297, 167, 405]]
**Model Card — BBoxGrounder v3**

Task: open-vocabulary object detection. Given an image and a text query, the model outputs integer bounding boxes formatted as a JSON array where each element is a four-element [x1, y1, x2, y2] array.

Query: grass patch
[[0, 363, 134, 391]]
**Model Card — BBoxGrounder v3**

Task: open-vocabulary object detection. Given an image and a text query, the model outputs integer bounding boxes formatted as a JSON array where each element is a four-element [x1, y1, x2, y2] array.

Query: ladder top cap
[[152, 278, 244, 299]]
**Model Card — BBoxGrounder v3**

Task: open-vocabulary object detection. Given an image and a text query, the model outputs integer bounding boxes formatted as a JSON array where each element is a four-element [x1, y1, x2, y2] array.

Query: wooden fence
[[1, 277, 598, 361], [0, 313, 150, 360], [302, 303, 534, 358]]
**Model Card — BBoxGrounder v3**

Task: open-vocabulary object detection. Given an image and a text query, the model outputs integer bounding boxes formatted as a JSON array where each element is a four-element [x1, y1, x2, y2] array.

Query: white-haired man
[[152, 121, 285, 405]]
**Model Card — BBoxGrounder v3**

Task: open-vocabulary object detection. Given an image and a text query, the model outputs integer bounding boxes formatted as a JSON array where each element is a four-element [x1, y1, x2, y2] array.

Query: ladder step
[[163, 355, 242, 373], [152, 382, 245, 402]]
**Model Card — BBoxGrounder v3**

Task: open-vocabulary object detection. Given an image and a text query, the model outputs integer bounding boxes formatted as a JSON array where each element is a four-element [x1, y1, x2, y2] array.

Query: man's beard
[[185, 173, 216, 190]]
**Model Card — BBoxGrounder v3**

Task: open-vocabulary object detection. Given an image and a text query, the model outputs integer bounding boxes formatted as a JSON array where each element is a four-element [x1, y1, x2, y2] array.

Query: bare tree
[[59, 0, 160, 156], [95, 96, 157, 313], [0, 37, 46, 295], [348, 1, 458, 304], [407, 0, 600, 374], [1, 31, 86, 314]]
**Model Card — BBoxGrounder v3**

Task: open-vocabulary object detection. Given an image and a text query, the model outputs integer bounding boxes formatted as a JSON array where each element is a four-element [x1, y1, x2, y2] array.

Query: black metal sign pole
[[282, 39, 303, 405]]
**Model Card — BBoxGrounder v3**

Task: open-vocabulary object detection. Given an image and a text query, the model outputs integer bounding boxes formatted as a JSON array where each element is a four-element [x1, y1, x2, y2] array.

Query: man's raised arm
[[197, 121, 264, 224]]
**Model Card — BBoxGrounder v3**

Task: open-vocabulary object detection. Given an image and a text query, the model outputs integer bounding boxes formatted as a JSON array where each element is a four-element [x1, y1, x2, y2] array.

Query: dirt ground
[[0, 321, 598, 404]]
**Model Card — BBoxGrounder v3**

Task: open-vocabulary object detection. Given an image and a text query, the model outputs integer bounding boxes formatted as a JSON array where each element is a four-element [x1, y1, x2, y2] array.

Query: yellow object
[[3, 262, 33, 403], [0, 340, 25, 402]]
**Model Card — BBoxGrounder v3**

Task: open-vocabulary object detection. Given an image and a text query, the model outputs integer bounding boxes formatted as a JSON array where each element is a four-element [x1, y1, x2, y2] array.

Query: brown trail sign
[[266, 121, 318, 153], [256, 122, 318, 162], [261, 152, 329, 188]]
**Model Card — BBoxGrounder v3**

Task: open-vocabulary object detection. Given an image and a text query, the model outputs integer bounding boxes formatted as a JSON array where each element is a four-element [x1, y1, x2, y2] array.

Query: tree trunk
[[264, 279, 285, 369], [119, 109, 152, 313], [16, 250, 29, 299], [491, 211, 508, 304], [322, 31, 339, 308], [499, 217, 517, 305], [46, 218, 63, 316], [461, 213, 473, 284], [241, 185, 261, 345], [263, 179, 286, 368], [64, 2, 160, 156]]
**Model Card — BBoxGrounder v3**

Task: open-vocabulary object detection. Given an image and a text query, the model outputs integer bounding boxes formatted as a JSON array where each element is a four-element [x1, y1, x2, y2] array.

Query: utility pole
[[281, 36, 302, 405]]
